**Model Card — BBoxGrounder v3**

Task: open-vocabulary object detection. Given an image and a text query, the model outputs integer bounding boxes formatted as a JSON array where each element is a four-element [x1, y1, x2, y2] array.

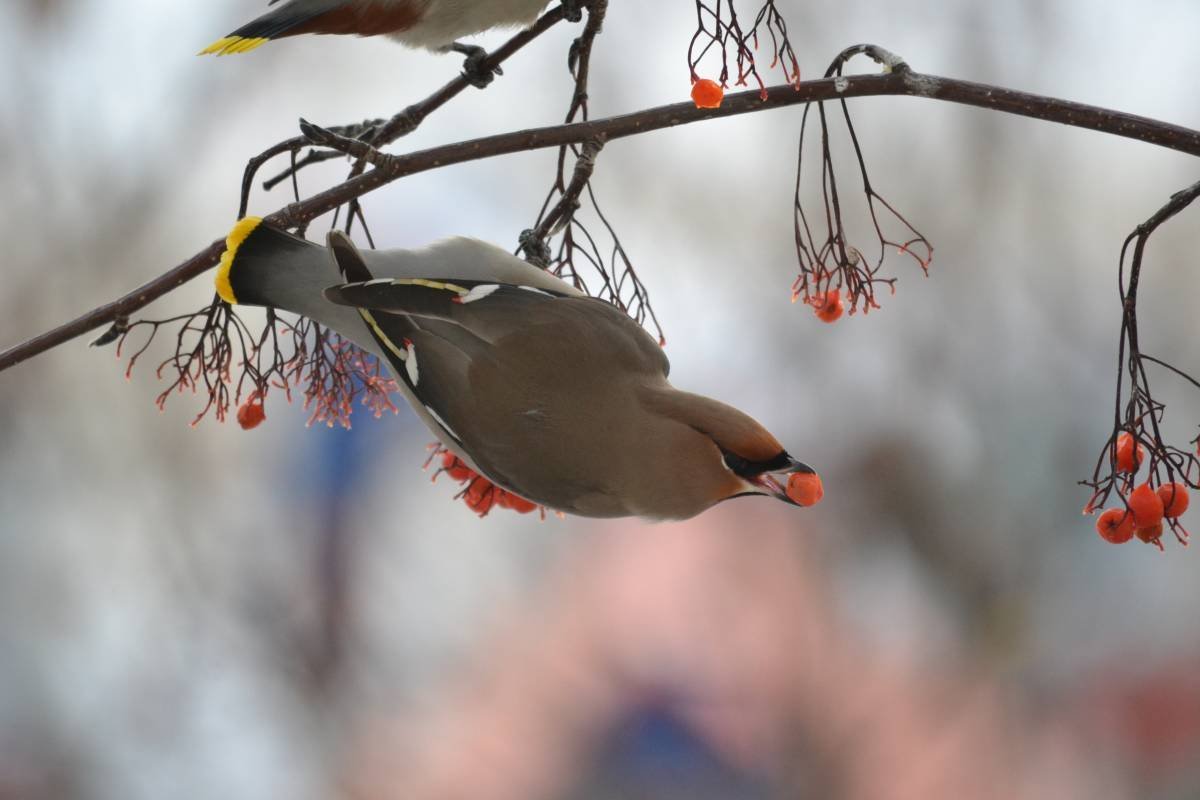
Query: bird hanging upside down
[[215, 219, 819, 520], [200, 0, 560, 85]]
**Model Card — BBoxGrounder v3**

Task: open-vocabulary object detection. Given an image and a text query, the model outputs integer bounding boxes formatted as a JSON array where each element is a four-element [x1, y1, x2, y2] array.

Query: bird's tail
[[214, 217, 366, 336], [199, 2, 336, 56]]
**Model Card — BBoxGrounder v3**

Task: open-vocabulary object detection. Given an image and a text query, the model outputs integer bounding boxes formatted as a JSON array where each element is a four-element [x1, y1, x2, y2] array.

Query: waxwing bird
[[214, 218, 817, 520], [200, 0, 558, 84]]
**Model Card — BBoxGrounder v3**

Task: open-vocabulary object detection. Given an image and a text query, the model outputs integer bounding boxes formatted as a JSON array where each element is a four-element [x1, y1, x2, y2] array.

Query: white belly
[[389, 0, 549, 49]]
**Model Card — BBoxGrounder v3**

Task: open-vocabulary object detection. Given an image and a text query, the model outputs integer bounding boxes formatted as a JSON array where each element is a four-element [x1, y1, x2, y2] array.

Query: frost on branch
[[1082, 181, 1200, 550], [791, 45, 933, 321]]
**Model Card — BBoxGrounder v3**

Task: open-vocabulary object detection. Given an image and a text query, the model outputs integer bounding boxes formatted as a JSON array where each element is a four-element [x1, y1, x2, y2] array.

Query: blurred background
[[3, 1, 1200, 798]]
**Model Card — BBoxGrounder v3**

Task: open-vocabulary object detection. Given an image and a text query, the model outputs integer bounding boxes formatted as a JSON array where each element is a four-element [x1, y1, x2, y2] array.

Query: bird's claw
[[518, 229, 552, 270], [450, 42, 501, 89]]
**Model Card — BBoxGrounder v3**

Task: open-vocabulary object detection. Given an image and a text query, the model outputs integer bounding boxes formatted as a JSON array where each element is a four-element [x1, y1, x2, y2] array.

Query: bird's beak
[[751, 458, 816, 505]]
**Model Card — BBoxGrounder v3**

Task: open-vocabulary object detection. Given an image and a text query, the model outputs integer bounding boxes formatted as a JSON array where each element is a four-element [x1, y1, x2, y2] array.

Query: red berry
[[498, 491, 538, 514], [440, 451, 473, 482], [810, 290, 844, 323], [463, 478, 495, 516], [1156, 482, 1190, 518], [1114, 432, 1144, 473], [1136, 522, 1164, 545], [1127, 482, 1164, 528], [470, 493, 495, 516], [465, 478, 488, 503], [1095, 508, 1135, 544], [236, 393, 266, 430], [690, 78, 725, 109], [786, 472, 824, 507]]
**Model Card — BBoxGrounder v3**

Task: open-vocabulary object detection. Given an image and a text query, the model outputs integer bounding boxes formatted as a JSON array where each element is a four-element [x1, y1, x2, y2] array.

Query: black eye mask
[[721, 449, 793, 480]]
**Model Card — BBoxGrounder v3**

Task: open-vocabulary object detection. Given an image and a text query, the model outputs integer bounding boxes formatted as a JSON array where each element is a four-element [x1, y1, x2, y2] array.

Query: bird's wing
[[325, 277, 572, 343], [325, 274, 671, 509], [359, 237, 586, 299], [324, 275, 668, 379]]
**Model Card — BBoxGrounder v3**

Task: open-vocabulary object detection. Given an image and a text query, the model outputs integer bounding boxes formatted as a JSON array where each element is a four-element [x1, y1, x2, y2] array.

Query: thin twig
[[535, 136, 606, 241], [5, 61, 1200, 372], [520, 0, 609, 270]]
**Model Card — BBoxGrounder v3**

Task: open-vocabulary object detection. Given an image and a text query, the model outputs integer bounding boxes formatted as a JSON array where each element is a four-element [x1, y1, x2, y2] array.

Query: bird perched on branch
[[214, 219, 818, 520], [201, 0, 559, 85]]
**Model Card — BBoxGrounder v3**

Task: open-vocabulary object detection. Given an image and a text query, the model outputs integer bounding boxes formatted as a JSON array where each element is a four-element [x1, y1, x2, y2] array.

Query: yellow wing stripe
[[354, 281, 473, 362], [388, 278, 470, 295], [198, 36, 270, 57], [215, 216, 264, 305], [358, 310, 410, 362]]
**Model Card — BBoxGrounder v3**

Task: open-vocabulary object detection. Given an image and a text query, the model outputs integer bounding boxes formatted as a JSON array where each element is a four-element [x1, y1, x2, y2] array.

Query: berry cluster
[[427, 446, 540, 518], [1091, 433, 1191, 549]]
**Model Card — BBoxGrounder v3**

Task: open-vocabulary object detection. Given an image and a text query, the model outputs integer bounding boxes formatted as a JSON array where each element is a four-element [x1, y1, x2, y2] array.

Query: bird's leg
[[561, 0, 585, 23], [448, 42, 502, 89]]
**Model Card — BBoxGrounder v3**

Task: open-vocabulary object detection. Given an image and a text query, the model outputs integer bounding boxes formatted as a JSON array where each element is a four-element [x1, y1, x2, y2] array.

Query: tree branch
[[4, 55, 1199, 373]]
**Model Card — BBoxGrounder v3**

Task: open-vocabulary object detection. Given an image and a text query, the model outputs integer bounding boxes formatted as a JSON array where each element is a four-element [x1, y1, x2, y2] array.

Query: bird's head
[[638, 386, 822, 517]]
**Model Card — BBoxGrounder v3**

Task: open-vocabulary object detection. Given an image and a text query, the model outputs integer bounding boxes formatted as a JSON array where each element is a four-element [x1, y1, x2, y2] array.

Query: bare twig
[[688, 0, 800, 96], [530, 135, 606, 247], [239, 2, 571, 215], [527, 0, 608, 251], [5, 58, 1200, 372], [509, 0, 662, 340], [792, 46, 932, 316]]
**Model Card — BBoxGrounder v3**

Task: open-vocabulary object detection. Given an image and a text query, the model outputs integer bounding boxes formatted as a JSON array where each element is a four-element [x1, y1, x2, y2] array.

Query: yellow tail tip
[[198, 36, 270, 57], [215, 217, 264, 304]]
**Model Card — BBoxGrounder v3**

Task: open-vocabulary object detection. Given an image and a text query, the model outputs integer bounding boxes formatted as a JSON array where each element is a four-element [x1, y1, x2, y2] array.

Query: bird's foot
[[449, 42, 501, 89], [518, 229, 552, 270]]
